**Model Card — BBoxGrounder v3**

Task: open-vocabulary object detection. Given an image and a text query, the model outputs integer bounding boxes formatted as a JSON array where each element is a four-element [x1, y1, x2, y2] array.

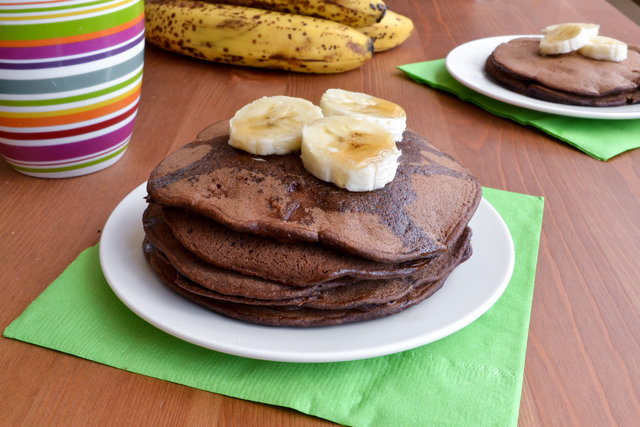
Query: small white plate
[[100, 182, 515, 363], [445, 35, 640, 120]]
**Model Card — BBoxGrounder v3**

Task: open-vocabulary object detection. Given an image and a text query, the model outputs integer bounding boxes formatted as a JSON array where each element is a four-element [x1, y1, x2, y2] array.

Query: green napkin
[[398, 59, 640, 161], [4, 187, 543, 427]]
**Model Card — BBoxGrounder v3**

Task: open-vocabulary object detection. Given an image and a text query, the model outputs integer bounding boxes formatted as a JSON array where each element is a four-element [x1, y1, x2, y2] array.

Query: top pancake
[[147, 120, 481, 263], [488, 37, 640, 103]]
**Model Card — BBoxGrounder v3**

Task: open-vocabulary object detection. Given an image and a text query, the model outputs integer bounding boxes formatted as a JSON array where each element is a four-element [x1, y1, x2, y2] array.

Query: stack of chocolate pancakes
[[485, 37, 640, 107], [143, 121, 482, 327]]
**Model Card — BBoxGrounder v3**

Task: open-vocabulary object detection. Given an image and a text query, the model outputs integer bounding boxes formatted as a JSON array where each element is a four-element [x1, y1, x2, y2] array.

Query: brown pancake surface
[[142, 209, 341, 301], [161, 203, 436, 286], [142, 202, 472, 303], [143, 241, 452, 327], [486, 37, 640, 106], [147, 121, 481, 263], [146, 239, 469, 310]]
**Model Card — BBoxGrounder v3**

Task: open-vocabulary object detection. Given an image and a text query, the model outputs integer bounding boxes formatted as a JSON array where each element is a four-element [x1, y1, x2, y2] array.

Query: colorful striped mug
[[0, 0, 144, 178]]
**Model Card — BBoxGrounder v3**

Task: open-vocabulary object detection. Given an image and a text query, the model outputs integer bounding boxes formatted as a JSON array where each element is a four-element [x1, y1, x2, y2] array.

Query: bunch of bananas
[[144, 0, 414, 73]]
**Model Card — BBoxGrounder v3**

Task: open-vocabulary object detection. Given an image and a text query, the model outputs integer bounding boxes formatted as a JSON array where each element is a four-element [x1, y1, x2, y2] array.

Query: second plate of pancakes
[[446, 35, 640, 119]]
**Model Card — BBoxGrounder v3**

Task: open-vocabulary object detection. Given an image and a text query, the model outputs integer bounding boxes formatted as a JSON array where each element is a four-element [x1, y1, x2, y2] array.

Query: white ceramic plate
[[445, 35, 640, 120], [100, 182, 515, 363]]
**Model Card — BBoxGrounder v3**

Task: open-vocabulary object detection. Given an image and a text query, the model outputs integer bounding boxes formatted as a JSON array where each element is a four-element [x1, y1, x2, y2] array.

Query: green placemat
[[4, 187, 543, 427], [398, 59, 640, 161]]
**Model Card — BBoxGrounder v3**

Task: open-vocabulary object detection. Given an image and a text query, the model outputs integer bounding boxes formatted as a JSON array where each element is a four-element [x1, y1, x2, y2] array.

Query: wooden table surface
[[2, 0, 639, 425]]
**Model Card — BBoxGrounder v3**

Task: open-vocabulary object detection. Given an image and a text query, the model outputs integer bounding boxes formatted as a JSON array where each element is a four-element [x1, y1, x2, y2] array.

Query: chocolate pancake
[[143, 204, 346, 300], [147, 120, 481, 263], [486, 37, 640, 106], [161, 203, 437, 286], [143, 241, 452, 327], [142, 202, 472, 303], [146, 238, 470, 310]]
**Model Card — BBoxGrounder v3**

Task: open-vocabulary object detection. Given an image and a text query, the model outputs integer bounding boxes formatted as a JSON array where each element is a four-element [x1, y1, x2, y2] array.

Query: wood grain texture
[[2, 0, 639, 425]]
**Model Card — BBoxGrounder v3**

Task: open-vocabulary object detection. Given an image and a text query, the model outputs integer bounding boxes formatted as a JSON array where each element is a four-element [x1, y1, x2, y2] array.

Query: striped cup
[[0, 0, 144, 178]]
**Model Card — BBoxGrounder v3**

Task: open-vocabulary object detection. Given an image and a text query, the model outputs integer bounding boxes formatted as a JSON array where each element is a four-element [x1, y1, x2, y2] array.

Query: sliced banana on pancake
[[540, 23, 599, 55], [320, 88, 407, 141], [300, 116, 401, 192], [578, 36, 628, 62], [229, 95, 323, 155]]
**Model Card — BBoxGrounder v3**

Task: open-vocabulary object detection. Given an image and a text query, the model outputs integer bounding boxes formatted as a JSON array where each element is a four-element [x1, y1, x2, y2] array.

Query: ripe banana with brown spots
[[357, 10, 414, 52], [204, 0, 388, 27], [145, 0, 375, 74]]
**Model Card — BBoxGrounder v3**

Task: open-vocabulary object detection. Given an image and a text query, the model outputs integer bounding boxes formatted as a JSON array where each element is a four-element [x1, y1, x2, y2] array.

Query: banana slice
[[300, 116, 401, 192], [229, 96, 324, 155], [320, 88, 407, 142], [539, 23, 599, 55], [542, 22, 600, 37], [578, 35, 627, 62]]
